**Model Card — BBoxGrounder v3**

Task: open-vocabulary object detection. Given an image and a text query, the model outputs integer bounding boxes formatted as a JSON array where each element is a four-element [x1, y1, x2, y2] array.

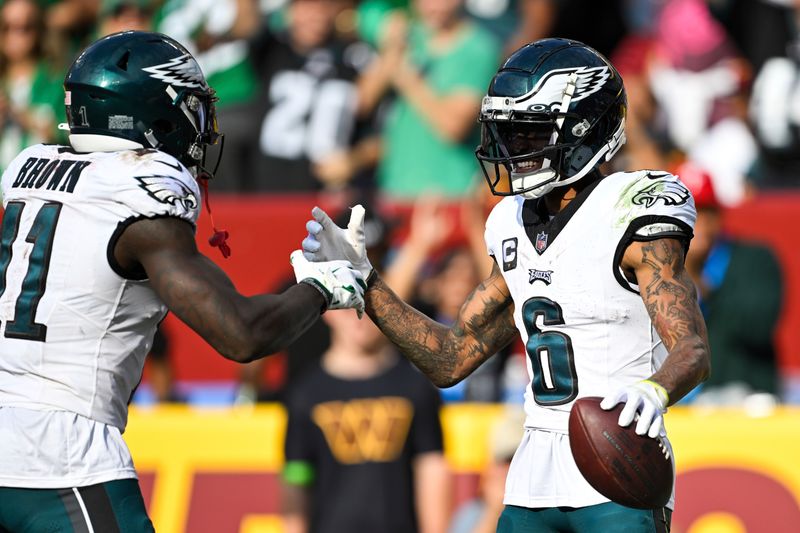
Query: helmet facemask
[[155, 84, 223, 175], [478, 111, 576, 198]]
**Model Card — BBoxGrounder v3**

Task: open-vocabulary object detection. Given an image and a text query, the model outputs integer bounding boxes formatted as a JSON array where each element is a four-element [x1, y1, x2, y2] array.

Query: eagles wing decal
[[524, 66, 611, 107], [134, 175, 198, 211], [142, 54, 206, 89], [632, 180, 691, 208]]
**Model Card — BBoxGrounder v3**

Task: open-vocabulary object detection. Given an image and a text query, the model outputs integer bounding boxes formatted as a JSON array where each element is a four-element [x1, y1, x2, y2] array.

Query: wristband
[[365, 268, 378, 287], [300, 278, 330, 313], [641, 379, 670, 406]]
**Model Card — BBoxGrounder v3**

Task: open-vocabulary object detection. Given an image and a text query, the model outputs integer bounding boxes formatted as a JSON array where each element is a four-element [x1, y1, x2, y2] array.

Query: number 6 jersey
[[484, 170, 695, 508], [485, 170, 696, 433], [0, 144, 200, 431]]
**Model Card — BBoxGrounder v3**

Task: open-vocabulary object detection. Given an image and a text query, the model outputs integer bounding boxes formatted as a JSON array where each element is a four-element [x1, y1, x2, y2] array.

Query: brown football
[[568, 396, 673, 509]]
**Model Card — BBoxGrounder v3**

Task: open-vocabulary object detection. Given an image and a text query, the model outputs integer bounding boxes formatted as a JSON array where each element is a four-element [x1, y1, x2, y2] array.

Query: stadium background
[[157, 192, 800, 398], [125, 403, 800, 533], [126, 192, 800, 533], [1, 0, 800, 531]]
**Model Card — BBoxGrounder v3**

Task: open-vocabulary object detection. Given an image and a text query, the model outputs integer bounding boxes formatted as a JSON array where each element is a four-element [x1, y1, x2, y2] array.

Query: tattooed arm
[[114, 217, 326, 363], [365, 261, 518, 387], [621, 237, 711, 404]]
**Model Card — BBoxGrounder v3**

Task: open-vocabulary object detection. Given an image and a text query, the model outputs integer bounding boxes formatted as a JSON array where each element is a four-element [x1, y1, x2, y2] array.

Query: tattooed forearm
[[639, 240, 701, 347], [365, 265, 518, 387], [634, 238, 711, 404]]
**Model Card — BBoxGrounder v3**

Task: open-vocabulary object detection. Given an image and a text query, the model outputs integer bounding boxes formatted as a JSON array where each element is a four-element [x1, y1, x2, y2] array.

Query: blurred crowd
[[1, 0, 794, 406], [3, 0, 796, 530]]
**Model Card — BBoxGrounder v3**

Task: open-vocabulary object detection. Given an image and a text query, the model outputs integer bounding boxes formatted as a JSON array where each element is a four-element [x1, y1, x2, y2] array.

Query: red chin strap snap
[[198, 175, 231, 258]]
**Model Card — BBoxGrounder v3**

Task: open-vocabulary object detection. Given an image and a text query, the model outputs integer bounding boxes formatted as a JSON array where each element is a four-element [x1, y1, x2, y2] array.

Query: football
[[568, 396, 673, 509]]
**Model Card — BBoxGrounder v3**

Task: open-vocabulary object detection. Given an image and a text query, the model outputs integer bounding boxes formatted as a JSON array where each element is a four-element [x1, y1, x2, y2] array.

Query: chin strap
[[198, 174, 231, 258], [541, 72, 578, 172]]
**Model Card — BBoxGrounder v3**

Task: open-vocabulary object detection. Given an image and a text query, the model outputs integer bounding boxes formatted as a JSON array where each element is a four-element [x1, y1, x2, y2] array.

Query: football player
[[0, 31, 365, 532], [301, 39, 710, 532]]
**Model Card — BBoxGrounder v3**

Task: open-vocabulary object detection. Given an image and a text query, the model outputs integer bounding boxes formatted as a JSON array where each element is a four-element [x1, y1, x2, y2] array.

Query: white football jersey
[[485, 170, 695, 508], [0, 144, 200, 430]]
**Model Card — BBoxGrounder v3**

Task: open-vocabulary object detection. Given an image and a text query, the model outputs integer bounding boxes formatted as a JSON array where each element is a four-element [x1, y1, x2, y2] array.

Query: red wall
[[161, 192, 800, 382], [136, 468, 800, 533], [160, 194, 316, 382], [721, 193, 800, 372]]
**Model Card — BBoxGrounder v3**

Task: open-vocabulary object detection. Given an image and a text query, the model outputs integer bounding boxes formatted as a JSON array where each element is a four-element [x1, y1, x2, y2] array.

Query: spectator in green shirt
[[154, 0, 261, 189], [0, 0, 66, 173], [359, 0, 501, 201]]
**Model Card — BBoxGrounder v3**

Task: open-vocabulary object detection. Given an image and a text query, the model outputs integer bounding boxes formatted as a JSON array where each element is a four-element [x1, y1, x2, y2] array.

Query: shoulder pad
[[613, 171, 696, 231], [484, 196, 521, 257], [628, 171, 692, 210], [108, 151, 200, 225]]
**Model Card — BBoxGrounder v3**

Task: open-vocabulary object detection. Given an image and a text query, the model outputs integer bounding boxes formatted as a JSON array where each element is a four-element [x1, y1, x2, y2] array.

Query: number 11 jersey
[[0, 144, 200, 432]]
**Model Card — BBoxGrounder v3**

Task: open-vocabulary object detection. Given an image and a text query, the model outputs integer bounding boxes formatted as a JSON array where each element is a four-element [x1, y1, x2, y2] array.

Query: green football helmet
[[63, 31, 221, 171], [476, 38, 627, 199]]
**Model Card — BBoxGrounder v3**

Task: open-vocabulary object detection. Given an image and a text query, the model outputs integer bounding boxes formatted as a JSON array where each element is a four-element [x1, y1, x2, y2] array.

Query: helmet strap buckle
[[186, 94, 200, 112], [187, 143, 204, 161], [143, 128, 161, 149]]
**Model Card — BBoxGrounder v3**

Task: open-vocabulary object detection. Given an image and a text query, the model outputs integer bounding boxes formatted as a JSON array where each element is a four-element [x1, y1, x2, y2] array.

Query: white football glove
[[290, 250, 366, 316], [301, 205, 373, 281], [600, 380, 670, 439]]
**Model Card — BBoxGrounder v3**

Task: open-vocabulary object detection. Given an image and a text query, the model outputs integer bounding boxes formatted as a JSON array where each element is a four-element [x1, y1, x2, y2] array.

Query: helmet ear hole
[[568, 145, 593, 174], [153, 119, 174, 134], [116, 51, 130, 71]]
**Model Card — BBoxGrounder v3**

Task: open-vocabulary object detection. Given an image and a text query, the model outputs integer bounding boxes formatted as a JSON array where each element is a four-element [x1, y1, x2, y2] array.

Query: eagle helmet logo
[[522, 66, 610, 109], [142, 54, 207, 89]]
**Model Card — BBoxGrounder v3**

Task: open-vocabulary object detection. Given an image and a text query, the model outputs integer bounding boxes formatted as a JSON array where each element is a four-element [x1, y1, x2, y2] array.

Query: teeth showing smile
[[516, 159, 543, 171]]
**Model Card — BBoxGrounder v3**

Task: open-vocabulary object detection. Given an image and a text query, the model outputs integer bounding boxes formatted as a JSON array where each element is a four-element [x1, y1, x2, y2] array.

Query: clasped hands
[[291, 205, 372, 316], [293, 205, 672, 439]]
